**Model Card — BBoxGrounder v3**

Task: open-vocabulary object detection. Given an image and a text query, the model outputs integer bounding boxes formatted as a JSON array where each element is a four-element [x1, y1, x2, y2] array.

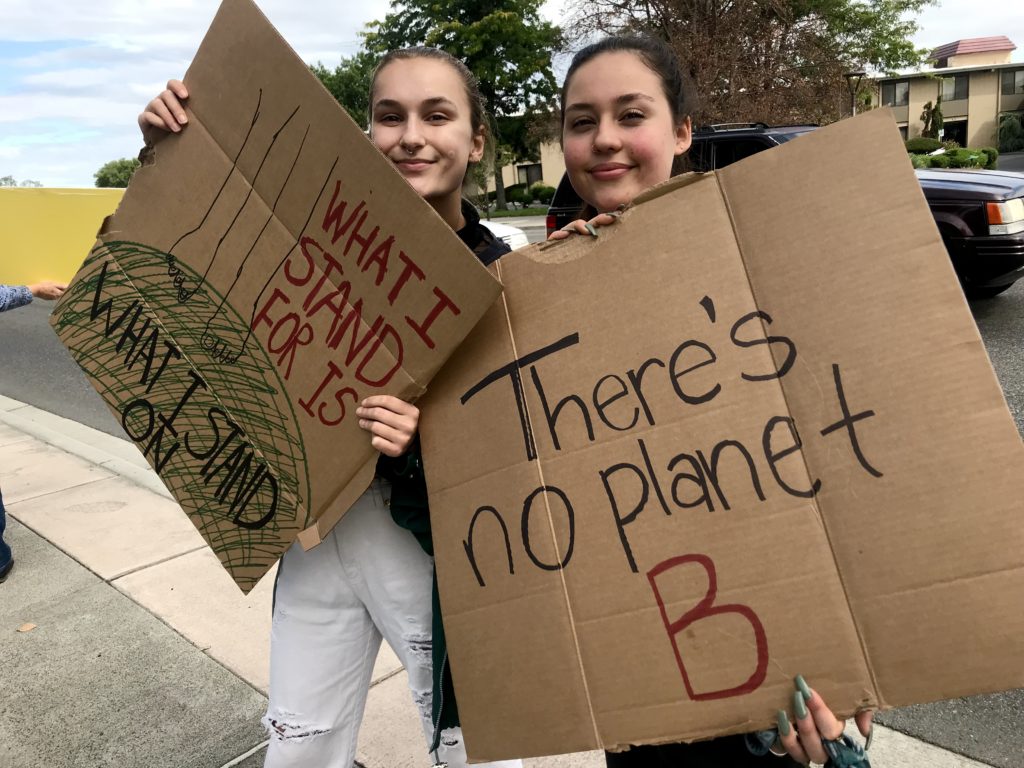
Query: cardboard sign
[[0, 188, 123, 284], [420, 110, 1024, 759], [49, 0, 502, 592]]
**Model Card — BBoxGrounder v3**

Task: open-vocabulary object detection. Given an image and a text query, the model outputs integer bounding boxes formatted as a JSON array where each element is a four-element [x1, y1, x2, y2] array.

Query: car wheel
[[964, 283, 1014, 300]]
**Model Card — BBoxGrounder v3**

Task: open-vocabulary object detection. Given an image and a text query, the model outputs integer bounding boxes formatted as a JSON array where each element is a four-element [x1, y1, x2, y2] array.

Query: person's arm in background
[[0, 282, 67, 313]]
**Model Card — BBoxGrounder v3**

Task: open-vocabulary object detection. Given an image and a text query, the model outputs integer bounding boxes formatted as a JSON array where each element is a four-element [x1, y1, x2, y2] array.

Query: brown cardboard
[[49, 0, 501, 592], [420, 109, 1024, 759]]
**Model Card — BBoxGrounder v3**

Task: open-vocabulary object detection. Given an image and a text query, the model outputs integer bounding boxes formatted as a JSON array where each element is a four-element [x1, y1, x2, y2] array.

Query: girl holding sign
[[550, 36, 874, 768], [140, 48, 521, 768]]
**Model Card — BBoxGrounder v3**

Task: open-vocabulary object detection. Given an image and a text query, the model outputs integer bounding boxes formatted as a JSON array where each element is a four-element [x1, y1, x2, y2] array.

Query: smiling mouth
[[589, 164, 633, 180], [395, 158, 435, 170]]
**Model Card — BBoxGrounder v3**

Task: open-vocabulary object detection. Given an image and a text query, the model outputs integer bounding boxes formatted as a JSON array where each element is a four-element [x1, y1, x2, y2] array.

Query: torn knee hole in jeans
[[406, 630, 432, 662], [264, 710, 330, 742], [439, 728, 461, 748], [412, 689, 434, 714]]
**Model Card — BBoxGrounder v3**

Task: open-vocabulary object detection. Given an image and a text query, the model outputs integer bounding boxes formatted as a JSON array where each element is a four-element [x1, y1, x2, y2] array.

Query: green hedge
[[486, 182, 528, 204], [909, 146, 998, 169], [999, 113, 1024, 153], [906, 137, 943, 154], [485, 181, 559, 207], [530, 183, 557, 205]]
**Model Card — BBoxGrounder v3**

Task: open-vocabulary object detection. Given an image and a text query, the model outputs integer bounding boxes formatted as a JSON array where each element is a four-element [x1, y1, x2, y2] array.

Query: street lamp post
[[844, 70, 867, 116]]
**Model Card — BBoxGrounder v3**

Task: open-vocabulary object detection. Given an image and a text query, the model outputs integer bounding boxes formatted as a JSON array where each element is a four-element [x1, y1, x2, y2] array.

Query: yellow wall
[[967, 71, 999, 147], [483, 139, 567, 194], [949, 51, 1012, 68], [539, 141, 566, 185], [907, 78, 939, 138], [0, 188, 124, 285]]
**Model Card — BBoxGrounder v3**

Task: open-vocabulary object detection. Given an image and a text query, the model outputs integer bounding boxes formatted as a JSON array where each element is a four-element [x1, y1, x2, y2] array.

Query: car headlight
[[986, 198, 1024, 235]]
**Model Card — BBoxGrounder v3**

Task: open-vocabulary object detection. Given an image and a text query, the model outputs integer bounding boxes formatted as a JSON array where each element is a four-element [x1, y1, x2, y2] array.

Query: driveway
[[998, 151, 1024, 173]]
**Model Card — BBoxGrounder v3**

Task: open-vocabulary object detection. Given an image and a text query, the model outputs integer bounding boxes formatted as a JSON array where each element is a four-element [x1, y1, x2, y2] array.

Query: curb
[[0, 394, 170, 500]]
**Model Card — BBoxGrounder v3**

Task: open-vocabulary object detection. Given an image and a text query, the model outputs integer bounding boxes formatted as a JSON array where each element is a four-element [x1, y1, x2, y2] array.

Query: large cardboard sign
[[49, 0, 501, 592], [421, 110, 1024, 759], [0, 188, 123, 284]]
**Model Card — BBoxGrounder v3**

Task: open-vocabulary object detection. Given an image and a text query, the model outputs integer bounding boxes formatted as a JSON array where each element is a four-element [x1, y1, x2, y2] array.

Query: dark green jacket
[[376, 202, 510, 752]]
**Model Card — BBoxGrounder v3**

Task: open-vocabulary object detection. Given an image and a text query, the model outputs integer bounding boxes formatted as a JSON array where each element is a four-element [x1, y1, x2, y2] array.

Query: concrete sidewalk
[[0, 394, 994, 767]]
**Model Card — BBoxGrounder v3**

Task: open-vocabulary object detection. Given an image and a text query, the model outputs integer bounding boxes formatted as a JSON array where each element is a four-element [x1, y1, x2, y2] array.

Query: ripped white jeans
[[263, 479, 522, 768]]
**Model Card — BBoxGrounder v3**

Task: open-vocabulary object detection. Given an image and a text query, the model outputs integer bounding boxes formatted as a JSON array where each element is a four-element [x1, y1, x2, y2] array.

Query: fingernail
[[584, 222, 598, 237], [864, 725, 873, 751], [177, 114, 188, 124], [793, 690, 808, 719], [776, 710, 791, 736], [795, 675, 812, 702]]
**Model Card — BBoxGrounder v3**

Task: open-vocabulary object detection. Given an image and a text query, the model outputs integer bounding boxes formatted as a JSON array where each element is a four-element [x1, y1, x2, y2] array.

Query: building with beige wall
[[877, 36, 1024, 148]]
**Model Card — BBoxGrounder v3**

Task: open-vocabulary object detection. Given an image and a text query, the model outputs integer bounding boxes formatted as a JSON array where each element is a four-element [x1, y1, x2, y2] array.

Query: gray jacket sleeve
[[0, 284, 33, 313]]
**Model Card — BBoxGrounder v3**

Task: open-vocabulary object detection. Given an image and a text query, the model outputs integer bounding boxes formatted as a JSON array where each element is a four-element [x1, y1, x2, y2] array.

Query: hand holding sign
[[357, 395, 420, 458]]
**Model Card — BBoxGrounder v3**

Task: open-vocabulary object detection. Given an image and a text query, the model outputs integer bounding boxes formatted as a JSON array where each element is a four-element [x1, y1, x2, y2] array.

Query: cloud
[[1, 0, 1020, 187], [911, 0, 1024, 55], [0, 0, 389, 187]]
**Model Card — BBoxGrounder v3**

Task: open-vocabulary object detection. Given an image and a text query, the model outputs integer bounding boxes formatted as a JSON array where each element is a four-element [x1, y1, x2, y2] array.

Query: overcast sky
[[1, 0, 1022, 188]]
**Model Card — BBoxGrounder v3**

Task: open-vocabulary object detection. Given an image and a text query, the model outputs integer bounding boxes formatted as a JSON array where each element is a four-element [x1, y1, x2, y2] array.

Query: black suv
[[546, 123, 1024, 299]]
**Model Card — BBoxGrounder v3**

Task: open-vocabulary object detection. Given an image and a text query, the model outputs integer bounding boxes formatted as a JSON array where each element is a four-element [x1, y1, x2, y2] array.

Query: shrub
[[506, 187, 533, 208], [941, 140, 961, 152], [906, 137, 943, 154], [530, 183, 557, 205], [487, 182, 528, 205], [909, 153, 929, 169], [929, 154, 952, 168], [980, 147, 999, 169], [999, 113, 1024, 153]]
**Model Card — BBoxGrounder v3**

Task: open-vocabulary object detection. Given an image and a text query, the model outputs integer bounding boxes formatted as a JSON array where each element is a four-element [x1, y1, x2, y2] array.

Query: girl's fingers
[[356, 399, 419, 434], [805, 690, 846, 742], [855, 708, 874, 740], [776, 710, 809, 766], [360, 394, 417, 416], [358, 413, 415, 440], [138, 81, 189, 143], [167, 78, 188, 100], [154, 89, 188, 127], [548, 211, 625, 241], [139, 99, 179, 140], [370, 434, 405, 458], [361, 420, 404, 444], [792, 690, 829, 765], [588, 212, 620, 228]]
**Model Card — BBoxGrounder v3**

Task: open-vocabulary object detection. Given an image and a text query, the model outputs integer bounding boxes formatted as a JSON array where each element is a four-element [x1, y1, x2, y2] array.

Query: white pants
[[263, 479, 522, 768]]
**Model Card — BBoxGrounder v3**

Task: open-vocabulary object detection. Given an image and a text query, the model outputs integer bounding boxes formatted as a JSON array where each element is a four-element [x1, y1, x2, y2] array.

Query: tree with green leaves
[[310, 49, 379, 127], [920, 96, 944, 139], [0, 175, 41, 187], [94, 158, 140, 188], [565, 0, 937, 125], [1000, 113, 1024, 153], [362, 0, 561, 209]]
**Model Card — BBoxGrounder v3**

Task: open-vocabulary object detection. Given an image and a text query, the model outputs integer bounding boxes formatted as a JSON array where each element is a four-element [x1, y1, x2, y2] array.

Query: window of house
[[516, 163, 543, 186], [1002, 69, 1024, 95], [881, 80, 910, 106], [940, 74, 969, 101]]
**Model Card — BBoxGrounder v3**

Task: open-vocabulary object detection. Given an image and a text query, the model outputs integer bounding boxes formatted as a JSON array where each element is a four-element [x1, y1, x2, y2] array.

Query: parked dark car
[[547, 123, 1024, 299], [915, 169, 1024, 298]]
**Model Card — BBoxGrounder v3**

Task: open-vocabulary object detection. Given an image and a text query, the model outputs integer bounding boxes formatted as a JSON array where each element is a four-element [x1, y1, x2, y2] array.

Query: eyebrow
[[373, 96, 460, 111], [564, 92, 658, 112]]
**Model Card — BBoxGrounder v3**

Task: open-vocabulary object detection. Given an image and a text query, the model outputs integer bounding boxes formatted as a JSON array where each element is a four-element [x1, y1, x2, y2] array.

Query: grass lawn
[[480, 206, 548, 218]]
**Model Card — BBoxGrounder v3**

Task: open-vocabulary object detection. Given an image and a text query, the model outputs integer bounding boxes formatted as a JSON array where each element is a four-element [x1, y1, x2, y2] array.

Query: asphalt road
[[1, 270, 1022, 767]]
